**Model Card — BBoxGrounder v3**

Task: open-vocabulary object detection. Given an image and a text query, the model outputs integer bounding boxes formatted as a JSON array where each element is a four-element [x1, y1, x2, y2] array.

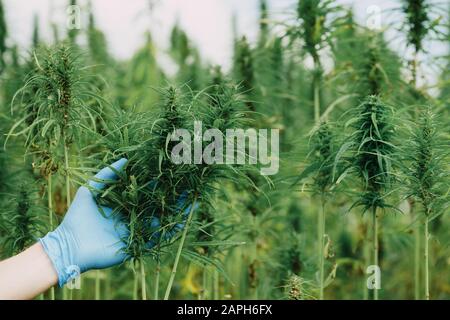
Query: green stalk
[[313, 57, 321, 124], [141, 259, 147, 300], [63, 138, 71, 300], [363, 219, 369, 300], [95, 270, 101, 300], [412, 50, 418, 88], [250, 215, 258, 300], [411, 50, 421, 300], [414, 212, 421, 300], [318, 197, 326, 300], [202, 267, 208, 299], [63, 130, 72, 300], [424, 216, 429, 300], [373, 206, 379, 300], [213, 269, 219, 300], [154, 258, 160, 300], [164, 196, 198, 300], [48, 174, 55, 300], [64, 140, 71, 208], [133, 267, 138, 300]]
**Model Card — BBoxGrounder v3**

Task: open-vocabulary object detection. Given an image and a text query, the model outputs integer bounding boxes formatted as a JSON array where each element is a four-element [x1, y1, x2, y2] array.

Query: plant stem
[[373, 206, 379, 300], [133, 267, 138, 300], [141, 259, 147, 300], [64, 140, 71, 208], [95, 270, 101, 300], [202, 267, 208, 300], [412, 50, 418, 89], [164, 196, 198, 300], [213, 269, 219, 300], [48, 174, 55, 301], [251, 214, 258, 300], [424, 216, 429, 300], [363, 219, 369, 300], [318, 197, 326, 300], [154, 258, 160, 300], [313, 56, 321, 124], [414, 210, 421, 300], [63, 138, 71, 300]]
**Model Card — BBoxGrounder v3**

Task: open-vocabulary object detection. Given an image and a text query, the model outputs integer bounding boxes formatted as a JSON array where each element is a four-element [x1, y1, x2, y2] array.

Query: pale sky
[[2, 0, 448, 82]]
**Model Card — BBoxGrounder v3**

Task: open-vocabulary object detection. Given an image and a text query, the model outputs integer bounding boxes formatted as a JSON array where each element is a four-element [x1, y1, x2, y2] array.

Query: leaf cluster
[[7, 44, 101, 176], [95, 84, 251, 259]]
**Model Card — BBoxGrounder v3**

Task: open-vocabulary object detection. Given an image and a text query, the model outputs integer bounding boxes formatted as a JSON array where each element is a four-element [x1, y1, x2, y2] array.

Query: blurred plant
[[67, 0, 79, 45], [87, 1, 110, 67], [400, 0, 445, 86], [293, 0, 342, 123], [1, 181, 44, 256], [0, 0, 6, 73], [170, 24, 205, 90], [285, 274, 315, 300], [233, 36, 256, 111], [32, 14, 40, 49], [258, 0, 269, 47], [123, 32, 163, 110]]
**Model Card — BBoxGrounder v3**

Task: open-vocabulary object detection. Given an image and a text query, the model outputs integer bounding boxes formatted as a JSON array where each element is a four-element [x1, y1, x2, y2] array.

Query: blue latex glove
[[39, 158, 195, 287]]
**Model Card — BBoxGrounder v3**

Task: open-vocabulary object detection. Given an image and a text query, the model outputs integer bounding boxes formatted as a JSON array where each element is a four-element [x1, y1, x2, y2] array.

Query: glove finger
[[89, 158, 128, 191]]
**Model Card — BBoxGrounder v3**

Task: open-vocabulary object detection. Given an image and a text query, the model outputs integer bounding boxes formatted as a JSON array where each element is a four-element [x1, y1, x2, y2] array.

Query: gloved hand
[[39, 158, 195, 287], [39, 158, 129, 286]]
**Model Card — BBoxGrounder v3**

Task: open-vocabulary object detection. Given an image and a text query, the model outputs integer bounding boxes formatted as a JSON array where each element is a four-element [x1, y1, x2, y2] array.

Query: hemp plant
[[93, 89, 186, 299], [95, 83, 249, 300], [6, 44, 101, 298], [233, 36, 256, 112], [293, 121, 335, 299], [285, 275, 315, 300], [1, 181, 44, 257], [7, 44, 101, 212], [400, 0, 445, 87], [293, 0, 341, 123], [0, 0, 6, 74], [334, 95, 397, 300], [163, 83, 252, 300], [401, 108, 448, 300]]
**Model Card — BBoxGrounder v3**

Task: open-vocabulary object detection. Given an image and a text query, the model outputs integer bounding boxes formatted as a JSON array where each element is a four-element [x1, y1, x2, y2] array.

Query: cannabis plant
[[95, 83, 249, 299], [6, 44, 102, 299], [293, 121, 335, 299], [401, 108, 448, 299], [233, 36, 256, 112], [285, 274, 315, 300], [399, 0, 447, 97], [1, 181, 44, 256], [294, 0, 341, 123], [7, 44, 102, 207], [334, 95, 397, 300], [0, 0, 6, 73]]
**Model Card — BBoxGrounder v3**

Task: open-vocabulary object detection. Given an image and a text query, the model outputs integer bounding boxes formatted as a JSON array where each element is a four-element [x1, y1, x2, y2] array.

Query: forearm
[[0, 242, 58, 300]]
